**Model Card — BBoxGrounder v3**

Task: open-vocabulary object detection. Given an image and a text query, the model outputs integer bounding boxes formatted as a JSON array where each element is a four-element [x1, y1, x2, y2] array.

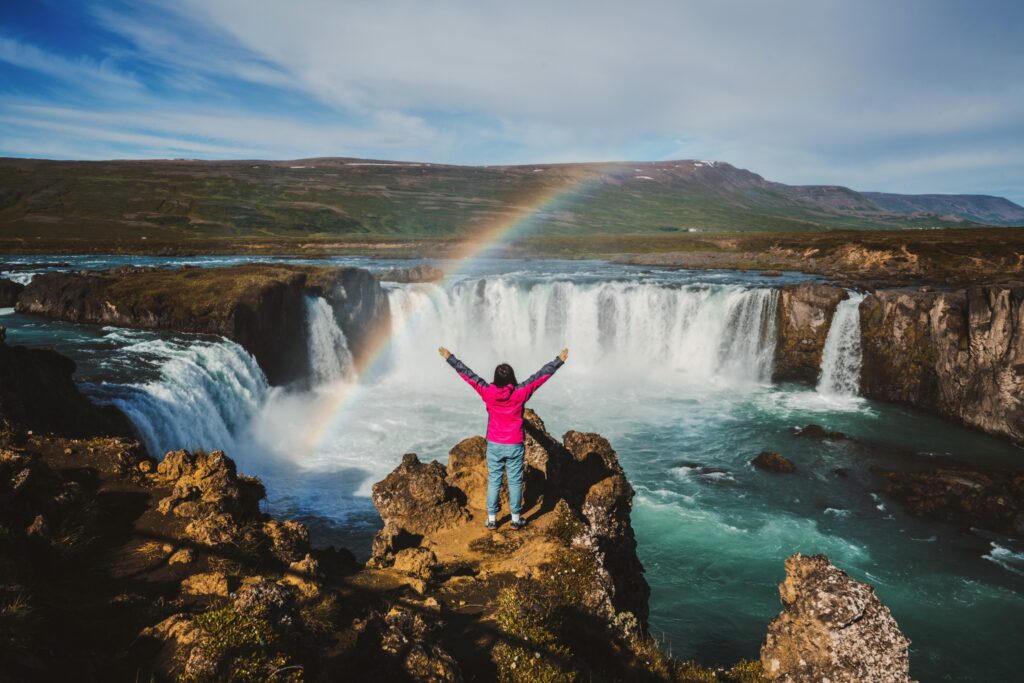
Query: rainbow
[[295, 163, 620, 457]]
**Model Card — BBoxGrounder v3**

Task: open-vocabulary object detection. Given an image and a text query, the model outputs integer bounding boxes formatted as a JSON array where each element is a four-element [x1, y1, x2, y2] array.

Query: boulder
[[380, 605, 462, 682], [392, 547, 438, 580], [774, 284, 849, 383], [794, 424, 847, 440], [263, 519, 312, 564], [370, 453, 469, 560], [180, 571, 230, 597], [155, 449, 267, 548], [752, 451, 797, 473], [761, 553, 914, 683]]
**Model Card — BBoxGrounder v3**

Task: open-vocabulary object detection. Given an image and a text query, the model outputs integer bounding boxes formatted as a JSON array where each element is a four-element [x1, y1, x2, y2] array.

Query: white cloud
[[0, 34, 140, 89], [1, 0, 1022, 201]]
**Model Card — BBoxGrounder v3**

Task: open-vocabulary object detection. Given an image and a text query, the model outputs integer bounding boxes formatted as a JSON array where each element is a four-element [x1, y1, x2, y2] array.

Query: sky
[[1, 0, 1022, 203]]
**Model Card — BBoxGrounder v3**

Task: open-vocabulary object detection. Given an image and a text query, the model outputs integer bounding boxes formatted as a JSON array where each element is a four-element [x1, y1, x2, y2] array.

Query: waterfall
[[304, 295, 356, 385], [84, 338, 269, 456], [384, 280, 779, 385], [817, 292, 866, 396]]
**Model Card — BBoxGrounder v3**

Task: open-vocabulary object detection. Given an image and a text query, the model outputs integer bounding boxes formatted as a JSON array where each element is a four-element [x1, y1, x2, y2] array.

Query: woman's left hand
[[438, 346, 452, 360]]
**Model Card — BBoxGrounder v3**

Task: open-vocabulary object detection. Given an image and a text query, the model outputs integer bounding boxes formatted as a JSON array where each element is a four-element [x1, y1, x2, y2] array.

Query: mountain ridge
[[0, 156, 1020, 241]]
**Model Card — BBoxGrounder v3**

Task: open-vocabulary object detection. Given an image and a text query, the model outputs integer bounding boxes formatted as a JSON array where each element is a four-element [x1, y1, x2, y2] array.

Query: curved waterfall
[[305, 295, 356, 385], [818, 292, 866, 396], [385, 279, 780, 385], [85, 338, 269, 455]]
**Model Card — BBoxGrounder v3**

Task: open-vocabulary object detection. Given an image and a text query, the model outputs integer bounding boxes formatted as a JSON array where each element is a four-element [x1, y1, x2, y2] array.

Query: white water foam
[[87, 338, 269, 455]]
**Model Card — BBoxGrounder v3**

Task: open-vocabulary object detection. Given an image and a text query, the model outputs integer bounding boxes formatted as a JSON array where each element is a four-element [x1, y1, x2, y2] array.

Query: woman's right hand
[[438, 346, 451, 360], [559, 347, 569, 362]]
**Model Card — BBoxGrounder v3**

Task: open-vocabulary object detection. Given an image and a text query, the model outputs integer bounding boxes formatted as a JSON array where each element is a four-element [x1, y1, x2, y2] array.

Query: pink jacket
[[446, 354, 564, 444]]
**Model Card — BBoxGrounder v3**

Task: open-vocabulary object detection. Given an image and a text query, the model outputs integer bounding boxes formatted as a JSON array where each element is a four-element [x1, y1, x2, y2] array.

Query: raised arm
[[439, 347, 488, 397], [516, 348, 568, 401]]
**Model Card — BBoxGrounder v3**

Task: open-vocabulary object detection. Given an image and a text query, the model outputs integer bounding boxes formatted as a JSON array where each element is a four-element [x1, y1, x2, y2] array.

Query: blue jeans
[[486, 441, 525, 516]]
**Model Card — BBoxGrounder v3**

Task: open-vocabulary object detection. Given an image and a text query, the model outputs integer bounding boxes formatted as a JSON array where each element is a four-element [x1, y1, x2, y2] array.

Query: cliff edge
[[15, 264, 391, 386]]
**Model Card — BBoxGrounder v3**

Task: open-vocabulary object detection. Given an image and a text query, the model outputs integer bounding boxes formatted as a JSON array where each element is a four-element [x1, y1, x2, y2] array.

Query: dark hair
[[493, 363, 517, 388]]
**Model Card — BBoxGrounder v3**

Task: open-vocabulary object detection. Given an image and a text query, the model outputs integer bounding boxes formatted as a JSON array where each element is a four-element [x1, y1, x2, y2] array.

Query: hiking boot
[[485, 519, 497, 530], [509, 519, 527, 531]]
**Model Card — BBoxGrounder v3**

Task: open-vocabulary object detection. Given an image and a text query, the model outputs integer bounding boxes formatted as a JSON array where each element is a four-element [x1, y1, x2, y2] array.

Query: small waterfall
[[304, 295, 356, 385], [384, 279, 779, 385], [85, 338, 269, 455], [817, 292, 866, 396]]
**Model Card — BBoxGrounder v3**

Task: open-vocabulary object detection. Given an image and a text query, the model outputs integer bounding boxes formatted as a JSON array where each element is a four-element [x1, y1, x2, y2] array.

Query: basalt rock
[[15, 264, 391, 386], [860, 285, 1024, 443], [752, 451, 796, 473], [877, 465, 1024, 537], [0, 277, 24, 306], [761, 553, 914, 683], [155, 449, 266, 549], [371, 453, 469, 547], [0, 335, 133, 438], [774, 283, 849, 383], [375, 411, 651, 626]]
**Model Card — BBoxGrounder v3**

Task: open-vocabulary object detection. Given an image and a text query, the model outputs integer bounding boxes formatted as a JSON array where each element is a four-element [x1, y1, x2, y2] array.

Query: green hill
[[1, 156, 1021, 242]]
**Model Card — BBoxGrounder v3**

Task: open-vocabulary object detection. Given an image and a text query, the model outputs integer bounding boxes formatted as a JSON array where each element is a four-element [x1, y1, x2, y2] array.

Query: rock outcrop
[[0, 277, 23, 306], [773, 284, 848, 383], [0, 332, 132, 438], [15, 264, 391, 385], [376, 264, 445, 283], [761, 553, 914, 683], [370, 410, 650, 624], [751, 451, 796, 473], [876, 465, 1024, 537], [860, 285, 1024, 443]]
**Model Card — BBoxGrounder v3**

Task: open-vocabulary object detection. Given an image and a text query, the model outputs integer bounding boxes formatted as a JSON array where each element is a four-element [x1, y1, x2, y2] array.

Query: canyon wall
[[860, 285, 1024, 443]]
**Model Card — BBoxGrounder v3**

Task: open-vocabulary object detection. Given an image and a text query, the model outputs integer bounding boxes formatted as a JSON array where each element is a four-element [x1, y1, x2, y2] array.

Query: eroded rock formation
[[370, 409, 650, 624], [15, 264, 390, 385], [0, 277, 23, 306], [0, 330, 132, 438], [773, 283, 848, 383], [761, 553, 914, 683], [860, 285, 1024, 443]]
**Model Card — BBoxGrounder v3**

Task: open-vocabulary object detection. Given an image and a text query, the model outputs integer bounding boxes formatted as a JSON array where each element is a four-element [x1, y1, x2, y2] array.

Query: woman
[[438, 346, 568, 530]]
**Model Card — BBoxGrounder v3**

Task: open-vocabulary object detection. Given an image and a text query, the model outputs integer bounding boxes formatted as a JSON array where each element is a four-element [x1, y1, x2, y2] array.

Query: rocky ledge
[[15, 264, 391, 386]]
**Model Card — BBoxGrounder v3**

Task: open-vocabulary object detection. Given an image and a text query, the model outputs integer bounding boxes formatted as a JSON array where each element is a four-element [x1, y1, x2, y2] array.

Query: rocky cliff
[[15, 264, 390, 386], [0, 327, 132, 438], [860, 285, 1024, 443], [0, 277, 24, 306], [773, 283, 848, 383], [761, 554, 914, 683]]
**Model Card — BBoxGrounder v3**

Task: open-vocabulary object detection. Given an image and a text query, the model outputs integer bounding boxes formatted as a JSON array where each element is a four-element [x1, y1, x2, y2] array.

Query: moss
[[547, 547, 599, 605], [546, 500, 585, 547], [723, 659, 768, 683], [675, 660, 721, 682], [492, 582, 577, 683], [182, 605, 303, 683]]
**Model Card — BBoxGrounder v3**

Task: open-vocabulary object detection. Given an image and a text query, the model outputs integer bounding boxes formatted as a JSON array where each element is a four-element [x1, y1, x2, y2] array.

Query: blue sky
[[1, 0, 1022, 202]]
